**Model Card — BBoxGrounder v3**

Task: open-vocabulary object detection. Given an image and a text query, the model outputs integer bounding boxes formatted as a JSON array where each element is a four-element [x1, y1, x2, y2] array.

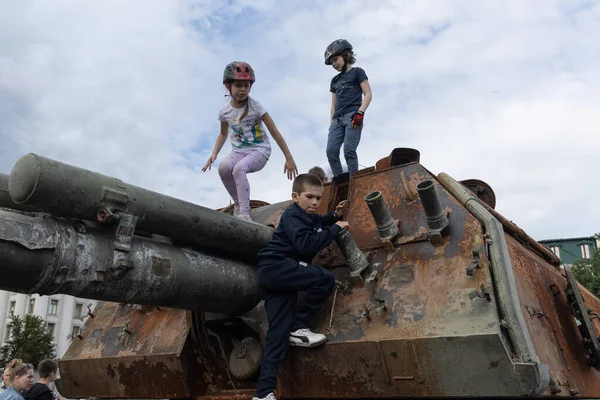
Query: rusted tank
[[0, 148, 599, 398]]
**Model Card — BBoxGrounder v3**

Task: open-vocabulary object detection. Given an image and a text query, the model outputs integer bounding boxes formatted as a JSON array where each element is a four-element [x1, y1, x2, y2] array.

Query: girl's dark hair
[[341, 50, 356, 65], [224, 80, 251, 120]]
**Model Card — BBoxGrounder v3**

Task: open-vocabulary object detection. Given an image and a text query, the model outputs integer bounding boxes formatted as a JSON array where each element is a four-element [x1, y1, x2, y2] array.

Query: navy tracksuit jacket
[[254, 203, 342, 397]]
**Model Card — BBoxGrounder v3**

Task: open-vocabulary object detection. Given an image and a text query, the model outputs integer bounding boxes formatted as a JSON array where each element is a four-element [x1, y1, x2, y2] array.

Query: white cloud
[[1, 0, 599, 242]]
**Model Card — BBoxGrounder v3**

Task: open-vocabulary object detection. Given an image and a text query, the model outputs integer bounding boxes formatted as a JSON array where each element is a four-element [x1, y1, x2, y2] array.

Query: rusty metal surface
[[345, 163, 451, 251], [374, 148, 420, 171], [506, 234, 600, 397], [59, 302, 196, 398], [195, 390, 256, 400], [279, 334, 544, 398], [316, 182, 333, 215], [318, 227, 495, 342], [4, 147, 600, 399], [459, 178, 497, 209], [375, 155, 393, 171], [274, 165, 542, 397], [59, 304, 247, 399]]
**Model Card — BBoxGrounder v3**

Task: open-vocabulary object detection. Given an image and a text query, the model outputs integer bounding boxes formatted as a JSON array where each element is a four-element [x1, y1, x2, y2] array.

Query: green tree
[[572, 248, 600, 298], [0, 315, 55, 368]]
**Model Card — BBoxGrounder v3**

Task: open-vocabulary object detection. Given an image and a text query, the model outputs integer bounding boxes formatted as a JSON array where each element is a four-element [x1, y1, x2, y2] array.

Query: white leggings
[[218, 149, 268, 215]]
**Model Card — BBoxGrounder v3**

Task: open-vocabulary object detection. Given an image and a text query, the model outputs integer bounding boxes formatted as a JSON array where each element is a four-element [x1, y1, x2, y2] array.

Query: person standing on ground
[[23, 360, 58, 400], [0, 362, 33, 400], [1, 360, 22, 393]]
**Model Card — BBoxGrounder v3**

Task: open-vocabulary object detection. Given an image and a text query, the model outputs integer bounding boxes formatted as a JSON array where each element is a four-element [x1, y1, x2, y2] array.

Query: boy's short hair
[[341, 50, 356, 65], [38, 359, 58, 379], [307, 166, 327, 183], [292, 174, 323, 194]]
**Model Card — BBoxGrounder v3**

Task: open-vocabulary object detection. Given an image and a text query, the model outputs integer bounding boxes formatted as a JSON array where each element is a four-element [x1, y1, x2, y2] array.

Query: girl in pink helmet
[[203, 61, 298, 221]]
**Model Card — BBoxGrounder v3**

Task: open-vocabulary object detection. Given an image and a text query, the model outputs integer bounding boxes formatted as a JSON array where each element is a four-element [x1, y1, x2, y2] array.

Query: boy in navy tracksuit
[[253, 173, 348, 400]]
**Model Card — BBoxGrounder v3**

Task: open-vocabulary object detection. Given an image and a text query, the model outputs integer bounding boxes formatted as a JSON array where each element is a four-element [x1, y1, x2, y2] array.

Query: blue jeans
[[326, 111, 363, 176]]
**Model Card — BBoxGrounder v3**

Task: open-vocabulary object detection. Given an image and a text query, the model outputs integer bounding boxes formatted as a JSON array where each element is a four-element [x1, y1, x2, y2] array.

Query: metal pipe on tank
[[335, 227, 370, 286], [8, 154, 273, 259], [335, 227, 369, 274], [363, 191, 399, 241], [416, 180, 449, 230], [482, 200, 560, 266], [0, 208, 260, 315]]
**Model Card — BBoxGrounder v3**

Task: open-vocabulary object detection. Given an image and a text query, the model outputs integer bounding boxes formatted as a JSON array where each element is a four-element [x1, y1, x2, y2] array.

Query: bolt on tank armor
[[324, 39, 353, 65], [223, 61, 256, 83]]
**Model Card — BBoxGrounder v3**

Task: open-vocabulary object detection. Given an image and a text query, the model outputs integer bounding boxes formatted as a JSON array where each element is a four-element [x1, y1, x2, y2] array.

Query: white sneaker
[[236, 213, 253, 222], [252, 393, 276, 400], [289, 328, 327, 347]]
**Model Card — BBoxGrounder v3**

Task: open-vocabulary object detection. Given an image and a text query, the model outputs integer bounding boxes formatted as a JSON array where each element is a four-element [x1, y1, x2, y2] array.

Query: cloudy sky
[[1, 0, 598, 244]]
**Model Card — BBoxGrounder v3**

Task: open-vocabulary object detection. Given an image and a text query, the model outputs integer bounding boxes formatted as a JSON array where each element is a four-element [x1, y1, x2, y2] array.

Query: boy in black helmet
[[324, 39, 373, 178]]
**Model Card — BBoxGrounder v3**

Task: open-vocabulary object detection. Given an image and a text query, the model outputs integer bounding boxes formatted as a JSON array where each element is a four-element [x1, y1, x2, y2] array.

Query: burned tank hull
[[1, 149, 599, 398]]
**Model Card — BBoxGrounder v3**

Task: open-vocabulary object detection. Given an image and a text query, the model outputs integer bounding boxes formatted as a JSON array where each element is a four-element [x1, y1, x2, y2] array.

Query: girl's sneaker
[[237, 213, 253, 222]]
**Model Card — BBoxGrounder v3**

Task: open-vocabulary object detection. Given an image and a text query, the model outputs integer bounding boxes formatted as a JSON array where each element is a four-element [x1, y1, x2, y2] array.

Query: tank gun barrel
[[0, 208, 260, 315], [0, 172, 9, 207], [1, 172, 41, 212], [8, 154, 273, 259]]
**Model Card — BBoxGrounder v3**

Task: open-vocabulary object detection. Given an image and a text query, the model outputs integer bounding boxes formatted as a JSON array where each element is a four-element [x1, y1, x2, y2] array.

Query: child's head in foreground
[[292, 174, 324, 214]]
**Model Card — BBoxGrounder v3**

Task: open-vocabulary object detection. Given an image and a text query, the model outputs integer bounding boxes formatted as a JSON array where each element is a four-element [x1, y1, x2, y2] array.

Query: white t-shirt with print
[[218, 97, 272, 159]]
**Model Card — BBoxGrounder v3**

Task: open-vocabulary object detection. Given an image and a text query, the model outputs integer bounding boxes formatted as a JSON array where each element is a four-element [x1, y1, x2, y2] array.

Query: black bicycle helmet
[[324, 39, 353, 65]]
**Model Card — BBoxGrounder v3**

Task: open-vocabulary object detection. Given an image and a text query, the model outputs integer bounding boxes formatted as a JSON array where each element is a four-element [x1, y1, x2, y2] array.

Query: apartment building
[[0, 291, 97, 358], [539, 235, 599, 265]]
